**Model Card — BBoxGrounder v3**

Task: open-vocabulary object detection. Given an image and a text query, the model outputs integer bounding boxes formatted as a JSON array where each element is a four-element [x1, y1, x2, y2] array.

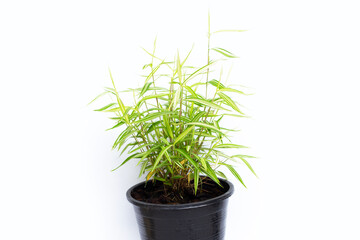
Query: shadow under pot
[[126, 178, 234, 240]]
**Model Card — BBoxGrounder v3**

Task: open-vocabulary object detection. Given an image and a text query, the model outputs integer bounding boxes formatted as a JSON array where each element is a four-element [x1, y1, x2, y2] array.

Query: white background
[[1, 0, 360, 239]]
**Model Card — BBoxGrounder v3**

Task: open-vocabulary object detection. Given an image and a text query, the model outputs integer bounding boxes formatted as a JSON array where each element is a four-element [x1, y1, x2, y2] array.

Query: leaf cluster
[[91, 23, 256, 199]]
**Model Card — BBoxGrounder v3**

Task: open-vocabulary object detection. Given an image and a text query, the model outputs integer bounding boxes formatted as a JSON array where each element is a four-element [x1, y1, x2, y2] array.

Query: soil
[[131, 177, 228, 204]]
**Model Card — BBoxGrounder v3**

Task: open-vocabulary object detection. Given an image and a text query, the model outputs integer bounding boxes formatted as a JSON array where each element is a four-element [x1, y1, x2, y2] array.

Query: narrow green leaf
[[226, 165, 246, 188], [185, 122, 224, 135], [216, 171, 227, 179], [142, 63, 152, 69], [140, 82, 153, 97], [218, 88, 246, 95], [174, 160, 184, 169], [171, 175, 184, 180], [154, 176, 167, 182], [129, 143, 152, 154], [106, 121, 125, 131], [109, 68, 126, 114], [184, 85, 198, 98], [211, 47, 238, 58], [191, 111, 207, 122], [112, 152, 143, 171], [141, 47, 163, 62], [181, 45, 194, 67], [112, 126, 134, 150], [160, 137, 170, 146], [217, 92, 243, 114], [103, 107, 123, 113], [120, 142, 137, 155], [184, 60, 217, 84], [139, 160, 148, 177], [194, 169, 199, 195], [137, 93, 170, 105], [174, 126, 195, 145], [145, 60, 164, 83], [215, 143, 248, 149], [186, 98, 229, 111], [233, 155, 258, 178], [208, 79, 225, 89], [88, 91, 108, 105], [151, 145, 172, 171], [169, 87, 181, 109], [202, 162, 220, 185], [94, 103, 116, 112], [174, 148, 199, 169], [133, 111, 175, 124], [163, 115, 174, 139]]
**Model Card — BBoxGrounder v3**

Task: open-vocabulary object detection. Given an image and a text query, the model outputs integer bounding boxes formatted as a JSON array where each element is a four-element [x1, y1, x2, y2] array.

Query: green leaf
[[215, 143, 248, 149], [145, 60, 164, 83], [184, 85, 198, 98], [146, 121, 162, 134], [112, 126, 134, 150], [106, 121, 125, 131], [185, 122, 224, 135], [112, 152, 143, 171], [88, 91, 109, 105], [140, 82, 153, 97], [216, 170, 227, 179], [202, 162, 220, 185], [141, 47, 163, 62], [217, 92, 243, 114], [142, 63, 152, 70], [160, 137, 170, 145], [191, 111, 206, 122], [154, 176, 167, 182], [174, 148, 199, 169], [232, 155, 258, 178], [169, 87, 181, 109], [174, 160, 184, 169], [137, 93, 170, 106], [174, 126, 195, 145], [120, 142, 136, 155], [181, 45, 194, 67], [171, 175, 184, 180], [186, 98, 229, 111], [194, 168, 199, 195], [151, 145, 172, 171], [139, 160, 148, 177], [109, 68, 126, 114], [193, 155, 207, 171], [211, 47, 238, 58], [103, 107, 123, 113], [218, 88, 246, 95], [220, 113, 248, 118], [129, 143, 152, 154], [226, 165, 246, 188], [208, 79, 225, 89], [163, 114, 174, 139], [184, 60, 217, 84], [133, 111, 175, 124]]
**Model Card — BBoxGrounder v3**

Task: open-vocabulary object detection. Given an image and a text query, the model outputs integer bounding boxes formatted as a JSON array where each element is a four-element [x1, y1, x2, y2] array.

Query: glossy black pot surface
[[126, 179, 234, 240]]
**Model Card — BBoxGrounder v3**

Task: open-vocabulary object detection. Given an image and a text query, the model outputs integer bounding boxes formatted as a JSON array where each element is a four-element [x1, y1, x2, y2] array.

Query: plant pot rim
[[126, 178, 234, 210]]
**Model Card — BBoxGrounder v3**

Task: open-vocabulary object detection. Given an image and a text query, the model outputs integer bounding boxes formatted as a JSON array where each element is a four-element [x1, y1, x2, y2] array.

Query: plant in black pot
[[92, 18, 256, 240]]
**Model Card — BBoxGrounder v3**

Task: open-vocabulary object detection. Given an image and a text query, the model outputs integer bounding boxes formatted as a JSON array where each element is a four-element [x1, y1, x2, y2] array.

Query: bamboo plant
[[91, 19, 256, 201]]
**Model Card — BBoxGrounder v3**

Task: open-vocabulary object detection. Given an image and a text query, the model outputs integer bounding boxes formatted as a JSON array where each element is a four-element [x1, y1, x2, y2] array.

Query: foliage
[[91, 17, 256, 199]]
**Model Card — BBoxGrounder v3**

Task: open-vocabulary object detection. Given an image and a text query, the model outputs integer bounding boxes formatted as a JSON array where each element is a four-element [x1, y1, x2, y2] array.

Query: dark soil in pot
[[131, 177, 228, 204]]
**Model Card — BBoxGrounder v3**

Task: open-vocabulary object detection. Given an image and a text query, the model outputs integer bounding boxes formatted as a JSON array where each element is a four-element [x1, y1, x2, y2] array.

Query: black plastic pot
[[126, 178, 234, 240]]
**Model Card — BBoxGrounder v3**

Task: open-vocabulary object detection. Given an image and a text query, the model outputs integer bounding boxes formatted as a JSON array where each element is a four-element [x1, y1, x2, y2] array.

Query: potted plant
[[91, 18, 256, 240]]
